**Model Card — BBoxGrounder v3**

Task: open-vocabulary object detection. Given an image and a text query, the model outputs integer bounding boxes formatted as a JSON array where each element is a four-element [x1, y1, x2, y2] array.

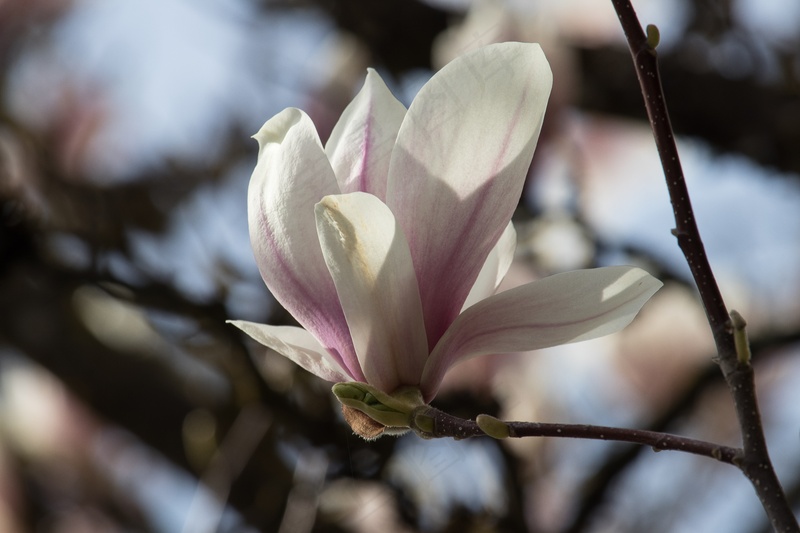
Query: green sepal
[[332, 382, 425, 429]]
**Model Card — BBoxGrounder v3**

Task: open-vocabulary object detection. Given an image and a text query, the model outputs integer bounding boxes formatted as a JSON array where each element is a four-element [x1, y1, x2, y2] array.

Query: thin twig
[[411, 406, 740, 464], [610, 1, 798, 530]]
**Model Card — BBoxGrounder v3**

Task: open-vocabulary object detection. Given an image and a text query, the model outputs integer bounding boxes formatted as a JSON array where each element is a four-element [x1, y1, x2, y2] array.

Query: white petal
[[315, 192, 429, 393], [386, 42, 552, 349], [462, 221, 517, 311], [325, 69, 406, 201], [420, 266, 662, 401], [249, 108, 364, 380], [228, 320, 352, 383]]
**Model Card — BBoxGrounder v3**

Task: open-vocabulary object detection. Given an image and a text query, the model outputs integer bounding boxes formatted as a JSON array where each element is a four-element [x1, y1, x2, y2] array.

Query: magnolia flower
[[229, 43, 661, 438]]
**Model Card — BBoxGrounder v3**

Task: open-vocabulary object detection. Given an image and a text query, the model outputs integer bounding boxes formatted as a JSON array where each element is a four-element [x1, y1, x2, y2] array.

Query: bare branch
[[609, 1, 798, 530], [411, 406, 740, 465]]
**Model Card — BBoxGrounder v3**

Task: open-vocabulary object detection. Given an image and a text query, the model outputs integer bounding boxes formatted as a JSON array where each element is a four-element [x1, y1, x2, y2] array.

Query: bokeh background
[[1, 0, 800, 531]]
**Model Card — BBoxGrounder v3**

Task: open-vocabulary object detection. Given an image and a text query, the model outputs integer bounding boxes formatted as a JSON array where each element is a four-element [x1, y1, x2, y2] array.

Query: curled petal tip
[[251, 107, 307, 149]]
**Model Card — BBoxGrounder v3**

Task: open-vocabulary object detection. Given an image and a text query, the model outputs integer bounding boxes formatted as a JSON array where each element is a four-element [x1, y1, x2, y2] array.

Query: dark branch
[[610, 1, 798, 530], [411, 406, 740, 465]]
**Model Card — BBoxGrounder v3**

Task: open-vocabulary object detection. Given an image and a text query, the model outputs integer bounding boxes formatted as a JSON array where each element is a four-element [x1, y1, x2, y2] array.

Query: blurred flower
[[229, 42, 661, 437]]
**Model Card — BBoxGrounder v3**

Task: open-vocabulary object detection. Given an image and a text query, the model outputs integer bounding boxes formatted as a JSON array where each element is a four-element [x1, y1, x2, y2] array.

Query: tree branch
[[609, 1, 798, 530], [411, 406, 740, 464]]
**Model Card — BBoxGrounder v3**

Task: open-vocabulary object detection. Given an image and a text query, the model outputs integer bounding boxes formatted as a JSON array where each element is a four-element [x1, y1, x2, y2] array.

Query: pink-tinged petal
[[325, 69, 406, 202], [420, 266, 662, 401], [228, 320, 352, 383], [249, 109, 364, 381], [386, 42, 552, 349], [315, 192, 429, 393], [461, 221, 516, 311]]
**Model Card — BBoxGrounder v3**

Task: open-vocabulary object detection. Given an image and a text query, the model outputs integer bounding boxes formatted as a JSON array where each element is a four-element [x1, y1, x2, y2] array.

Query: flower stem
[[609, 1, 798, 529]]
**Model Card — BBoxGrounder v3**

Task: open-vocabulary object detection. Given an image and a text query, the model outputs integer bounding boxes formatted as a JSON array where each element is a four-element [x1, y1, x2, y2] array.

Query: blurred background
[[1, 0, 800, 531]]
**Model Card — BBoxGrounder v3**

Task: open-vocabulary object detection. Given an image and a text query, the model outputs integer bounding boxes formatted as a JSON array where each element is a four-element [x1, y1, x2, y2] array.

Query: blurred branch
[[0, 121, 314, 532], [610, 1, 798, 530], [0, 221, 314, 531], [0, 259, 203, 472], [306, 0, 449, 74], [577, 45, 800, 176]]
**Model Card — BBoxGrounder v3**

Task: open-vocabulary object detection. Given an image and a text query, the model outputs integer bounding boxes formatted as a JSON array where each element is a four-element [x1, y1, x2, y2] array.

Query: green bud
[[729, 310, 751, 365], [646, 24, 660, 49], [476, 414, 511, 439]]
